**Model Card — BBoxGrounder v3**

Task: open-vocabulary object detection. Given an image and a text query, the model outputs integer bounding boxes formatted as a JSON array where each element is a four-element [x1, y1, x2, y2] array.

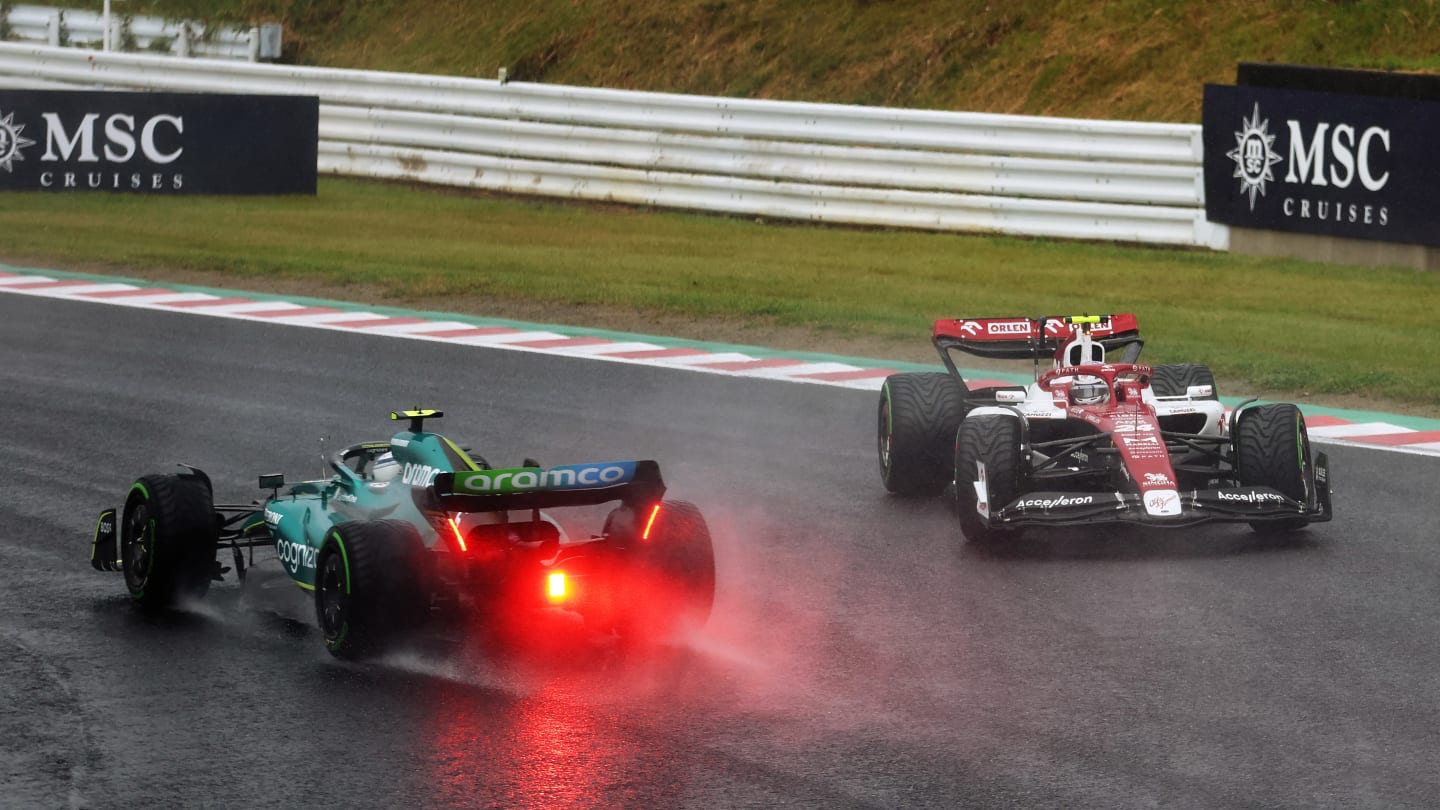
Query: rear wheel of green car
[[599, 500, 715, 645], [121, 473, 218, 610], [315, 520, 431, 659]]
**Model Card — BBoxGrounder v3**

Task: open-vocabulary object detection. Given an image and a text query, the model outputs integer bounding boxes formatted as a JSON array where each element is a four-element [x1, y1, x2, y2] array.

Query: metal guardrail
[[1, 4, 275, 61], [0, 43, 1227, 248]]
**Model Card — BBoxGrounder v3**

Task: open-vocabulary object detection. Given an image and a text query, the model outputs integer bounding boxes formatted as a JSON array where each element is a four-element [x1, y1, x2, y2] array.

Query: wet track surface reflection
[[5, 293, 1440, 808]]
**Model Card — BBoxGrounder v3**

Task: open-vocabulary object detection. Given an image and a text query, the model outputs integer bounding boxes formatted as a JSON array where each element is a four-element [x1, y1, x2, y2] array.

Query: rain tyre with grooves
[[315, 520, 430, 659], [878, 372, 967, 496], [121, 473, 218, 610], [953, 415, 1023, 544], [1150, 364, 1218, 399], [1234, 403, 1313, 533]]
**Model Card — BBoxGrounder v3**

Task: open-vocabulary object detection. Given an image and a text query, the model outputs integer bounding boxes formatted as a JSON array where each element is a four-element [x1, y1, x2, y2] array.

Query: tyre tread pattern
[[1235, 403, 1311, 532], [1150, 364, 1218, 399], [879, 372, 967, 496], [124, 473, 217, 609], [319, 519, 429, 659], [953, 416, 1023, 543]]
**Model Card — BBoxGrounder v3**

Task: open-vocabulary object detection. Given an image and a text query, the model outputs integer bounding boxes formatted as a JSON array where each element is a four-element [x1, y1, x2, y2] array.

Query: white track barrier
[[0, 43, 1228, 248], [3, 5, 261, 60]]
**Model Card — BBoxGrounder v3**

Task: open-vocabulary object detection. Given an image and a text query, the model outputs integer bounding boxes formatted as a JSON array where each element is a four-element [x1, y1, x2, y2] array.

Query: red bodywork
[[916, 312, 1331, 531], [1035, 363, 1181, 515]]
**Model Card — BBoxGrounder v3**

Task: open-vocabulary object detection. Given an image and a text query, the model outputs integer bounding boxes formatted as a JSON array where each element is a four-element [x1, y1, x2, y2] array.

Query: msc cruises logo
[[0, 109, 36, 173], [1226, 103, 1283, 211]]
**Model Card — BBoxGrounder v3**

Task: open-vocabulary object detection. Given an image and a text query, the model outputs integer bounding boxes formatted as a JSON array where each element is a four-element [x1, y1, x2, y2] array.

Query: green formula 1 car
[[89, 410, 715, 658]]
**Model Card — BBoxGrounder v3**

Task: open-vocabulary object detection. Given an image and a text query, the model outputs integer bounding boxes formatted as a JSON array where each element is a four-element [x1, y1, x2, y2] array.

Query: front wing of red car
[[982, 453, 1333, 529]]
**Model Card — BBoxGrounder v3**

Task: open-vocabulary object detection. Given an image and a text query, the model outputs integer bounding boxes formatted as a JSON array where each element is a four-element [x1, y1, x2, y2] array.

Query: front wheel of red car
[[953, 416, 1023, 544], [1234, 403, 1313, 533]]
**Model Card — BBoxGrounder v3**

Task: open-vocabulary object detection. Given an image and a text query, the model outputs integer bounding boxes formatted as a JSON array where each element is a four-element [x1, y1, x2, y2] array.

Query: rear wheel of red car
[[953, 415, 1023, 544], [878, 372, 967, 496], [315, 520, 431, 659], [1234, 403, 1313, 533], [121, 473, 218, 610], [1150, 364, 1218, 399]]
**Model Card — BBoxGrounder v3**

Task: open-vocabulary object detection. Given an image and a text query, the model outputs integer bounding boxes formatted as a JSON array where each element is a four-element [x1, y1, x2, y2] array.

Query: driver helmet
[[1069, 376, 1109, 406], [370, 451, 400, 483]]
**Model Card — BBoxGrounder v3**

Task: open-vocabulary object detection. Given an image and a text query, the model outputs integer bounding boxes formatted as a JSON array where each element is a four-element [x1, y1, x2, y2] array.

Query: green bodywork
[[262, 428, 482, 590]]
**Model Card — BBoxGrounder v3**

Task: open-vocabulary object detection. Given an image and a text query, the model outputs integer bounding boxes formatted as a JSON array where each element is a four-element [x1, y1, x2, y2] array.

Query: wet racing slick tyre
[[1234, 403, 1313, 533], [878, 372, 967, 496], [315, 520, 431, 659], [1150, 364, 1218, 399], [121, 472, 219, 610], [953, 415, 1023, 544], [604, 500, 715, 645]]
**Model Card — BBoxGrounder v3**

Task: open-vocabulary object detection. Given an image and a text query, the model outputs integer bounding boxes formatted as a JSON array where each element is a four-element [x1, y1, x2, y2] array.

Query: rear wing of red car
[[933, 314, 1143, 358], [930, 314, 1144, 386]]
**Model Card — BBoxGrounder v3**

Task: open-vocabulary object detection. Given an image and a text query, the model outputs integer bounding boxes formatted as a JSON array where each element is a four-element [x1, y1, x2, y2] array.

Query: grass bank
[[2, 178, 1437, 415], [65, 0, 1440, 122]]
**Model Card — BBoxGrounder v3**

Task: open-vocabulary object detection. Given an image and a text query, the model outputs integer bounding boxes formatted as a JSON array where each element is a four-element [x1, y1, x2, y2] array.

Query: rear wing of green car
[[432, 460, 666, 512]]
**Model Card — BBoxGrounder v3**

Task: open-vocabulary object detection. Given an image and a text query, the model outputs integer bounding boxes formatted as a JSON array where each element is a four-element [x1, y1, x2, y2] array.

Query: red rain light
[[448, 517, 467, 552], [641, 503, 662, 541], [547, 572, 567, 601]]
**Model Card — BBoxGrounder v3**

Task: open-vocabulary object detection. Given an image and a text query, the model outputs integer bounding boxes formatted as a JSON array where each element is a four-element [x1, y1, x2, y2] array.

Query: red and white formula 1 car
[[876, 314, 1332, 541]]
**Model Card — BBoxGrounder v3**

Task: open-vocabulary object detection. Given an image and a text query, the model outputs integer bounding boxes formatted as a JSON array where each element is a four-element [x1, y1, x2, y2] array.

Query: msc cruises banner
[[0, 90, 318, 194], [1202, 83, 1440, 247]]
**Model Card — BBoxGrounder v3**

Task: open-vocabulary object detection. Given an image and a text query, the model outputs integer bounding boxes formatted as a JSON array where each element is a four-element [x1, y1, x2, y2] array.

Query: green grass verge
[[3, 177, 1438, 413]]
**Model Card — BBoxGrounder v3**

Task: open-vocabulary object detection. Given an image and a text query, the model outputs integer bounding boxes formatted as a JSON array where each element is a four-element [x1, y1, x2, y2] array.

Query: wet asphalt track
[[3, 291, 1440, 809]]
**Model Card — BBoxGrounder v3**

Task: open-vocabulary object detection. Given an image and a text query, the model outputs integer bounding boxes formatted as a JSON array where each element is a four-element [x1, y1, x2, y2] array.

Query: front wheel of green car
[[121, 473, 218, 610]]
